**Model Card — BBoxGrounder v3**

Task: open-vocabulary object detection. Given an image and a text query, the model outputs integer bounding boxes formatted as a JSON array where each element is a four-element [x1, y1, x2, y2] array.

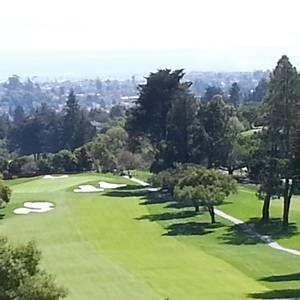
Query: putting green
[[1, 174, 300, 299]]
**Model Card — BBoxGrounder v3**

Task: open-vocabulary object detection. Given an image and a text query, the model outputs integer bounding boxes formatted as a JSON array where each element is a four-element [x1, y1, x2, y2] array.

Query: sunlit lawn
[[1, 174, 300, 299]]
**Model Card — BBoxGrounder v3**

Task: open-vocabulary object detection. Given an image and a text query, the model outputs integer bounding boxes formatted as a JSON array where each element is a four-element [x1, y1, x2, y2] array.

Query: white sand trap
[[43, 175, 69, 179], [147, 187, 161, 192], [99, 181, 127, 189], [24, 202, 54, 209], [13, 207, 32, 215], [13, 202, 55, 215], [74, 185, 104, 193]]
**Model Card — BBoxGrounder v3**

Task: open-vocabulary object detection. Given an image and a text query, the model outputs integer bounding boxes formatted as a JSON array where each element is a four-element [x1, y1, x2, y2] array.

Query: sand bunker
[[14, 202, 55, 215], [74, 185, 104, 193], [147, 187, 161, 192], [99, 181, 127, 189], [43, 175, 69, 179]]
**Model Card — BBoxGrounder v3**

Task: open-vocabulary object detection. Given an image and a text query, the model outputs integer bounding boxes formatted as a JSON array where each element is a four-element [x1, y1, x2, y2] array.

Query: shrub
[[0, 236, 67, 299]]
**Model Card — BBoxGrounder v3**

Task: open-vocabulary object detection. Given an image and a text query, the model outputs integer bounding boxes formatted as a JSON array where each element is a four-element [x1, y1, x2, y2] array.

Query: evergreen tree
[[63, 91, 95, 150], [126, 69, 186, 147], [264, 55, 300, 228], [229, 82, 241, 107]]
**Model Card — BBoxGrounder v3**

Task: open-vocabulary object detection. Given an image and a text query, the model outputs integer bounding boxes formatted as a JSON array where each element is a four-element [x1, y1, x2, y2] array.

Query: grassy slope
[[1, 174, 300, 299]]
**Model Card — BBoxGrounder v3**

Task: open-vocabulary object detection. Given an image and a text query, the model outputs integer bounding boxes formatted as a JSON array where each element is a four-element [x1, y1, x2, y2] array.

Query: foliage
[[174, 168, 237, 222], [0, 236, 67, 299], [52, 150, 77, 173], [203, 86, 224, 102], [126, 69, 186, 147], [0, 181, 11, 205]]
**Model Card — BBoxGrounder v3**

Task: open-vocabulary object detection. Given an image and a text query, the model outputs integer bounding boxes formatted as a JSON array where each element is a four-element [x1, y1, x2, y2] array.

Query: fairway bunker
[[74, 185, 104, 193], [13, 202, 55, 215], [43, 175, 69, 179], [99, 181, 127, 189]]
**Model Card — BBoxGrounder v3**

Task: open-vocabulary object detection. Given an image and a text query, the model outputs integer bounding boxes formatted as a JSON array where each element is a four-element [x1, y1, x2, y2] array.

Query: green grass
[[1, 173, 300, 299]]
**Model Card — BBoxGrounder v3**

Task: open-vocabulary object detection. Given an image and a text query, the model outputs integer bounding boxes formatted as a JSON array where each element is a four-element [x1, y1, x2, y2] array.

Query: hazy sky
[[0, 0, 300, 78]]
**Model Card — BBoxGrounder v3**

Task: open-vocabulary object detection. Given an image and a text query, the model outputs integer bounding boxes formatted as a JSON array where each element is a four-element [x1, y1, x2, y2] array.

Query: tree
[[52, 150, 77, 173], [264, 55, 300, 228], [0, 181, 11, 206], [13, 105, 25, 124], [174, 168, 236, 223], [229, 82, 241, 107], [89, 138, 116, 172], [251, 77, 268, 102], [257, 156, 282, 222], [74, 146, 92, 172], [202, 95, 233, 168], [0, 236, 67, 299], [151, 164, 199, 197], [203, 86, 224, 102], [117, 150, 142, 170], [63, 91, 95, 150], [223, 115, 245, 174], [109, 105, 125, 119], [126, 69, 186, 148], [164, 90, 199, 166]]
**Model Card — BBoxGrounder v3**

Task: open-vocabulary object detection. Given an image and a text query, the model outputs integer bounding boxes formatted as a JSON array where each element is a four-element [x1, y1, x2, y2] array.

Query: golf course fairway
[[1, 174, 300, 299]]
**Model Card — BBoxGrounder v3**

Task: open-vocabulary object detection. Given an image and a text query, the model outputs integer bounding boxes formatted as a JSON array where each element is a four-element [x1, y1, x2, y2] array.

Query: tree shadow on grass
[[164, 221, 223, 236], [250, 272, 300, 298], [261, 273, 300, 282], [118, 184, 144, 190], [165, 200, 233, 210], [139, 193, 173, 205], [103, 189, 147, 198], [220, 223, 261, 245], [251, 218, 298, 240], [220, 218, 298, 246], [136, 210, 197, 222], [249, 289, 300, 299]]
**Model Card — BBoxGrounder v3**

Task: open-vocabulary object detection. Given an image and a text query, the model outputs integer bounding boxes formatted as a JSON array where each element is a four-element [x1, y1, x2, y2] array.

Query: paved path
[[214, 208, 300, 256], [127, 176, 300, 257]]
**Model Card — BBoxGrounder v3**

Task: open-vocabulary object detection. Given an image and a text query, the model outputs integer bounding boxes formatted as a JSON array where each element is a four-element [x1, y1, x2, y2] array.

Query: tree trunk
[[208, 205, 216, 223], [282, 178, 294, 230], [194, 205, 199, 213], [282, 195, 291, 230], [228, 167, 234, 175], [261, 192, 271, 222]]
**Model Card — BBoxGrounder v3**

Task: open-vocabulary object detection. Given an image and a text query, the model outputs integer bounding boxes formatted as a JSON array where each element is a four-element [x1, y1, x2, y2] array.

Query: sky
[[0, 0, 300, 79]]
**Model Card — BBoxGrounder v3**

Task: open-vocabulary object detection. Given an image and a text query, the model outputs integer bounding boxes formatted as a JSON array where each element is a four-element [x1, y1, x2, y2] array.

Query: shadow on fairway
[[164, 221, 223, 236], [249, 289, 300, 299], [220, 218, 298, 246], [136, 210, 197, 222], [221, 224, 263, 245], [250, 218, 298, 240], [104, 188, 146, 198], [261, 273, 300, 282], [249, 272, 300, 298]]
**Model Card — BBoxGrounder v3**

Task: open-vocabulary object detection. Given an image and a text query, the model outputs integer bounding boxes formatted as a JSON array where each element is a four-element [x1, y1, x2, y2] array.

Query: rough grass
[[1, 173, 300, 299]]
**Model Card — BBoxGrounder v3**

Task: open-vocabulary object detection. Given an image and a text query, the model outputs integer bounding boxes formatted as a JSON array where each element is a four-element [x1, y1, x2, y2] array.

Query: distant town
[[0, 70, 267, 116]]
